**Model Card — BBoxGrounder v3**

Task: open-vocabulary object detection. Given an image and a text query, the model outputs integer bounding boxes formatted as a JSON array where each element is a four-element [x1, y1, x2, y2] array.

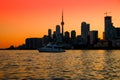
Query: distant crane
[[104, 12, 111, 16]]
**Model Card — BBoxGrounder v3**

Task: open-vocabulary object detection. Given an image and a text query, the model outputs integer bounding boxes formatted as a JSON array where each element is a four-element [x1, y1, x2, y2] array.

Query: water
[[0, 50, 120, 80]]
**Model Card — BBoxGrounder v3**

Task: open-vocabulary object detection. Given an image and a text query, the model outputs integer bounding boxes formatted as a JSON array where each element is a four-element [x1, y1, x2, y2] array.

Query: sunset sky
[[0, 0, 120, 48]]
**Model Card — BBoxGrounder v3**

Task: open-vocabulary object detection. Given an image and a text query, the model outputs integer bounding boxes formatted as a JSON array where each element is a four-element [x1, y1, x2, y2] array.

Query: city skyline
[[0, 0, 120, 48], [2, 15, 120, 50]]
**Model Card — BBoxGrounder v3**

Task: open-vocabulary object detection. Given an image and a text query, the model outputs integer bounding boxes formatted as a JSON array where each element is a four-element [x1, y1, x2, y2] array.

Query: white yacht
[[38, 43, 65, 52]]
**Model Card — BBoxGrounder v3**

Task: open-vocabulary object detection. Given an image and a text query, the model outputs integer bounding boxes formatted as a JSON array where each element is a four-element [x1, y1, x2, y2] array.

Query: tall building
[[47, 29, 52, 43], [65, 31, 70, 39], [61, 11, 64, 38], [42, 35, 49, 45], [71, 30, 76, 39], [53, 31, 56, 42], [48, 29, 52, 38], [104, 16, 115, 41], [90, 31, 98, 45], [71, 30, 76, 44], [81, 22, 90, 45], [65, 31, 70, 43], [56, 25, 60, 35], [56, 25, 62, 42], [25, 38, 42, 49], [76, 35, 83, 45]]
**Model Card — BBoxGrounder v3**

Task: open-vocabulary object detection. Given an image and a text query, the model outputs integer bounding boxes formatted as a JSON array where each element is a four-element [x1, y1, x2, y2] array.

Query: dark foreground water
[[0, 50, 120, 80]]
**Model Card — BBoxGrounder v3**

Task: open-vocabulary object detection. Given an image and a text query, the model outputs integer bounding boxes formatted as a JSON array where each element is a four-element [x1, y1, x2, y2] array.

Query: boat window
[[47, 46, 52, 48]]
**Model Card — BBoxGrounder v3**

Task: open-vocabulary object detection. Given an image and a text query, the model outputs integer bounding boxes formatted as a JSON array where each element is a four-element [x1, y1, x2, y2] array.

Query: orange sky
[[0, 0, 120, 48]]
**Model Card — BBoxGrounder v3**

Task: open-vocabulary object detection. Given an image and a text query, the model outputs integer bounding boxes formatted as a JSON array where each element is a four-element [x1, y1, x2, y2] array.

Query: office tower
[[53, 31, 56, 38], [48, 29, 52, 43], [56, 25, 60, 35], [104, 16, 115, 41], [81, 22, 90, 45], [65, 31, 70, 39], [71, 30, 76, 39], [61, 11, 64, 38], [71, 30, 76, 44], [90, 31, 98, 45], [26, 38, 42, 49], [53, 31, 56, 41], [56, 25, 62, 42], [48, 29, 52, 37], [65, 31, 70, 43], [76, 35, 83, 45]]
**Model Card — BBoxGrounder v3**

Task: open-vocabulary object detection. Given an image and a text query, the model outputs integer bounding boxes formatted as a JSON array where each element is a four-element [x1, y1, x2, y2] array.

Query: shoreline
[[0, 48, 120, 50]]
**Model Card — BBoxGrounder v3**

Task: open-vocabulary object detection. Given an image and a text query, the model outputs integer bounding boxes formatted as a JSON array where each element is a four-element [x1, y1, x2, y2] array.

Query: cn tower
[[61, 10, 64, 38]]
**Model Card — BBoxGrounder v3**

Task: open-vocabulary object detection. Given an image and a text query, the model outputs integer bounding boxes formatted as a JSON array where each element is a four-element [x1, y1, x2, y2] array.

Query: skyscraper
[[56, 25, 60, 35], [71, 30, 76, 44], [25, 38, 42, 49], [90, 30, 98, 45], [65, 31, 70, 39], [65, 31, 70, 43], [56, 25, 62, 42], [48, 29, 52, 37], [71, 30, 76, 39], [53, 31, 56, 41], [61, 10, 64, 38], [81, 22, 90, 45], [104, 16, 115, 41]]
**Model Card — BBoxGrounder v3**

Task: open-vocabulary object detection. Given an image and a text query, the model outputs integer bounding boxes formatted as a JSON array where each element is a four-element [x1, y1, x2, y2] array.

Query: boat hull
[[38, 48, 65, 52]]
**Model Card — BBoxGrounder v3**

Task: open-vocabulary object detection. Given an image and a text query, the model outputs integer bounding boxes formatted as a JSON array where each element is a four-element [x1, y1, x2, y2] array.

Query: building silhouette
[[65, 31, 70, 39], [71, 30, 76, 39], [104, 16, 120, 47], [48, 29, 52, 38], [65, 31, 70, 43], [25, 38, 42, 49], [90, 30, 98, 45], [71, 30, 76, 44], [56, 25, 62, 42], [104, 16, 115, 41], [76, 35, 83, 45], [56, 25, 60, 35], [13, 13, 120, 50], [52, 31, 56, 42], [81, 22, 90, 45]]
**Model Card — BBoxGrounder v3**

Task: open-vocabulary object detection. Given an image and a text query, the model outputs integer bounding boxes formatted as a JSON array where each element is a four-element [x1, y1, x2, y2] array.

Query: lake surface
[[0, 50, 120, 80]]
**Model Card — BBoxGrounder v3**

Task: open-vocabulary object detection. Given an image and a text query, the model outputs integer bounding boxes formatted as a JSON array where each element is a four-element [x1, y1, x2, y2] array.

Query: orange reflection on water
[[0, 50, 120, 79]]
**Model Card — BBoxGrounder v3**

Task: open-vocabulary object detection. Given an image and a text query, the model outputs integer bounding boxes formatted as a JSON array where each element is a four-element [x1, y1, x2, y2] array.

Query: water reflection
[[102, 50, 120, 80], [0, 50, 120, 80]]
